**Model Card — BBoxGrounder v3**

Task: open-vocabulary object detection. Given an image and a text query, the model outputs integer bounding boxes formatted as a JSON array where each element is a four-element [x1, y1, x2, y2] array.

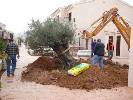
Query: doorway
[[116, 36, 121, 56], [86, 39, 88, 50]]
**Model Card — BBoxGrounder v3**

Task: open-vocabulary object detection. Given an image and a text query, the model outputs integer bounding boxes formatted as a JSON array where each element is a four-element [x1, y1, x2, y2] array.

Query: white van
[[77, 50, 91, 57]]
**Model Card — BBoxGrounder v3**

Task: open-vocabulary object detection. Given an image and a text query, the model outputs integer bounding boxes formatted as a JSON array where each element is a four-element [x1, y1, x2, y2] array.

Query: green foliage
[[0, 39, 5, 51], [25, 18, 76, 69], [26, 18, 75, 52], [0, 39, 6, 59]]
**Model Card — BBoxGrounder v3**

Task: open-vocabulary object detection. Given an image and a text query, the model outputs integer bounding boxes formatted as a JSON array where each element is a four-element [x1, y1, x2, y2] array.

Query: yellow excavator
[[82, 7, 131, 49]]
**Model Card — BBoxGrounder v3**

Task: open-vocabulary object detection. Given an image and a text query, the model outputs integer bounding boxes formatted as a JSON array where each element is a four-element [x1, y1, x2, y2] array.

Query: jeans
[[6, 55, 16, 76], [108, 50, 113, 60], [91, 55, 104, 70]]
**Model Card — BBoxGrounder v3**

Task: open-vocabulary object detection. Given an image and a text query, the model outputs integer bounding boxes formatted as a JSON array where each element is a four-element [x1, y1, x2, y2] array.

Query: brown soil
[[21, 56, 128, 91]]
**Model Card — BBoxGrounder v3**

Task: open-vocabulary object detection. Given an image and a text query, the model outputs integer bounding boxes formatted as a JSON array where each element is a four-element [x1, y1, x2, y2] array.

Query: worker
[[106, 39, 114, 60], [91, 39, 105, 70], [5, 39, 20, 77], [91, 39, 96, 57]]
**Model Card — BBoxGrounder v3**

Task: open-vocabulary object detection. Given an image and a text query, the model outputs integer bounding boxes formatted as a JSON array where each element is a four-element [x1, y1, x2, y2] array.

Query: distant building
[[50, 0, 133, 65], [0, 22, 6, 30], [0, 22, 13, 40]]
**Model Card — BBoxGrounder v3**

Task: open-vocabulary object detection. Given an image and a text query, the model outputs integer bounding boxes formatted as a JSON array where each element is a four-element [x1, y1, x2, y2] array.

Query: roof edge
[[118, 0, 133, 9]]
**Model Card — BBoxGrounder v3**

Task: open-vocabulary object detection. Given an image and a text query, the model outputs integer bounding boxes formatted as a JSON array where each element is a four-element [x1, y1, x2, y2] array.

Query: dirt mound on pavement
[[21, 57, 128, 91], [25, 56, 62, 71]]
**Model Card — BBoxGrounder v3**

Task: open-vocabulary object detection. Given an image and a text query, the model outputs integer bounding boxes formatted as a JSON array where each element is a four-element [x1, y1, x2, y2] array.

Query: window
[[86, 39, 88, 50], [73, 18, 75, 22], [57, 15, 59, 21], [68, 12, 72, 21], [116, 36, 121, 56]]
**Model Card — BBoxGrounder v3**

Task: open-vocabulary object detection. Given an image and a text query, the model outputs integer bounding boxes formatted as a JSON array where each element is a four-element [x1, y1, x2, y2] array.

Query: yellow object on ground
[[68, 63, 90, 76]]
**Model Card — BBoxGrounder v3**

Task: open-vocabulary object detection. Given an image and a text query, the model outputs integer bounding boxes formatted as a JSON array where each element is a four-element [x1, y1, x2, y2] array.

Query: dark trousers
[[6, 55, 16, 76]]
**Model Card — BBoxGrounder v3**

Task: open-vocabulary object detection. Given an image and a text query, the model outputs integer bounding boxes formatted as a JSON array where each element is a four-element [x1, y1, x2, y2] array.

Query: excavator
[[82, 7, 131, 49]]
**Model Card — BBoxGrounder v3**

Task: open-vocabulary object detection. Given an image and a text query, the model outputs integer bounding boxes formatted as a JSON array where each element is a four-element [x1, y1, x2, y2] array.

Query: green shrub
[[0, 40, 5, 51]]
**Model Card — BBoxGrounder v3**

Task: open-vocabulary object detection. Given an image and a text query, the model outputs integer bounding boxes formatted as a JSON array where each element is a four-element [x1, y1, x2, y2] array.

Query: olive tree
[[26, 19, 75, 69]]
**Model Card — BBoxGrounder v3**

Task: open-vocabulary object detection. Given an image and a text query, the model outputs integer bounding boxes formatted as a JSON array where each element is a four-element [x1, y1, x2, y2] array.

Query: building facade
[[50, 0, 133, 65], [128, 22, 133, 88], [0, 22, 13, 40]]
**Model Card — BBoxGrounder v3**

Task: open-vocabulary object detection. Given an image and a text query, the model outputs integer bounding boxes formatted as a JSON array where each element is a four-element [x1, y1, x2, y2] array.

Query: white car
[[77, 50, 91, 57]]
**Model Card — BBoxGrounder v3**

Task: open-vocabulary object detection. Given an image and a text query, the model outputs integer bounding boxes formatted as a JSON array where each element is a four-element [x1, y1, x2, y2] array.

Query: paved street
[[1, 44, 133, 100]]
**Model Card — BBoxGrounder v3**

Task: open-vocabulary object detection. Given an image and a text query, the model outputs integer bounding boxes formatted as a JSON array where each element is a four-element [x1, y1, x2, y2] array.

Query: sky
[[0, 0, 132, 35]]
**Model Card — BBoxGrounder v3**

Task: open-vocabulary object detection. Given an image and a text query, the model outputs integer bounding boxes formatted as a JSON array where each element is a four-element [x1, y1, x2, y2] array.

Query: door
[[116, 36, 121, 56], [86, 39, 88, 50]]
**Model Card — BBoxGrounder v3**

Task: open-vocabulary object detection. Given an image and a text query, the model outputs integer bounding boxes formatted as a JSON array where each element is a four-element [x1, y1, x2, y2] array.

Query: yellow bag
[[68, 63, 90, 76]]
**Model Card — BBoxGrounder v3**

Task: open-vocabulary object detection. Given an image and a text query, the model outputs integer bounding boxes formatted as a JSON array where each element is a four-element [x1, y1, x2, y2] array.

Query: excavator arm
[[82, 7, 131, 49], [112, 15, 131, 48]]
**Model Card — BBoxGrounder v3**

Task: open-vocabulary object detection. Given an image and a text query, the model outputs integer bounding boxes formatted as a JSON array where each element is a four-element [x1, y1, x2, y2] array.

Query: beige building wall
[[128, 26, 133, 87], [70, 0, 133, 65], [50, 0, 133, 65]]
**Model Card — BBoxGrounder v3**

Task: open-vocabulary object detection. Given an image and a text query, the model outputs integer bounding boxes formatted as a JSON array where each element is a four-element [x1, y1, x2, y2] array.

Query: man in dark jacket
[[91, 39, 105, 70]]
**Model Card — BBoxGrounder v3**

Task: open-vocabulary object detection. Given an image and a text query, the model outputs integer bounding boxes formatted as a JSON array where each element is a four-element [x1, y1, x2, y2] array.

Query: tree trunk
[[52, 45, 75, 70], [58, 51, 75, 70]]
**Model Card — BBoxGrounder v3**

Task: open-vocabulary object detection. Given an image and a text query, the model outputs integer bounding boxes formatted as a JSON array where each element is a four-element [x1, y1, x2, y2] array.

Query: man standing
[[91, 39, 96, 57], [106, 39, 114, 60], [5, 39, 20, 77], [91, 39, 105, 70]]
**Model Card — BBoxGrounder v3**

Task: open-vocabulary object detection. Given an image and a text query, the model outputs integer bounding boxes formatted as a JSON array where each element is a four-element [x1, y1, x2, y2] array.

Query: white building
[[50, 0, 133, 65], [0, 22, 13, 40], [0, 22, 6, 30], [129, 23, 133, 88]]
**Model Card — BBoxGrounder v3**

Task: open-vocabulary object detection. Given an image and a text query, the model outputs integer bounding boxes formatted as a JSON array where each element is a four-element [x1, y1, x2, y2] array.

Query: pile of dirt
[[22, 56, 128, 91], [104, 60, 129, 69], [25, 56, 62, 71]]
